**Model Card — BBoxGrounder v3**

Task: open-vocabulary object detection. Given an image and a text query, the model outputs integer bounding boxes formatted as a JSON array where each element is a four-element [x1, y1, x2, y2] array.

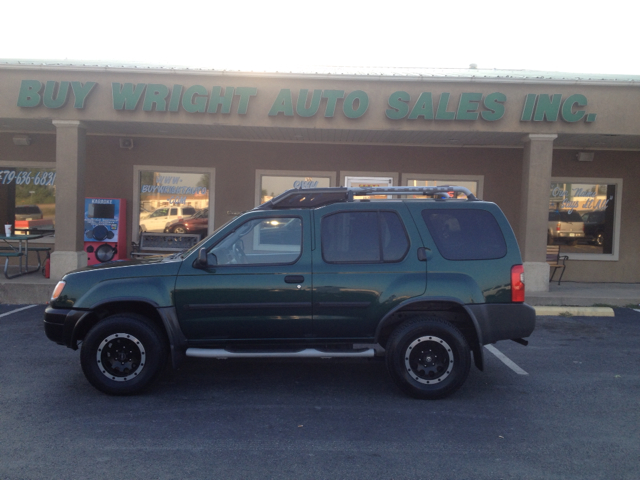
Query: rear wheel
[[594, 232, 604, 246], [386, 317, 470, 399], [80, 314, 168, 395]]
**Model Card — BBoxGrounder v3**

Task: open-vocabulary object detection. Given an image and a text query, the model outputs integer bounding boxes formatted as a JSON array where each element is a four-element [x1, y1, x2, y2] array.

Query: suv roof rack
[[255, 186, 478, 210]]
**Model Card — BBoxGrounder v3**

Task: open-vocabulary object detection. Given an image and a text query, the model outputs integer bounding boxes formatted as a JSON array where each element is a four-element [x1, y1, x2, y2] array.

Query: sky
[[1, 0, 638, 76]]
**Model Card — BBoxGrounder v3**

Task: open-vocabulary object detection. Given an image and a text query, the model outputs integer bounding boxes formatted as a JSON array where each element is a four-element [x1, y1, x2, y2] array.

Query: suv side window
[[322, 211, 409, 264], [211, 217, 302, 265], [422, 209, 506, 260], [150, 208, 168, 217]]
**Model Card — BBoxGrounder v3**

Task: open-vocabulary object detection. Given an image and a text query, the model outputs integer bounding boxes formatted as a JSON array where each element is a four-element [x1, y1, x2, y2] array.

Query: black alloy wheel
[[80, 314, 168, 395], [386, 317, 471, 399]]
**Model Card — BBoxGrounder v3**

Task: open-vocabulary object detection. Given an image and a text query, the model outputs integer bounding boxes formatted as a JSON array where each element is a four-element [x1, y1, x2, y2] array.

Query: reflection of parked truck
[[581, 211, 606, 246], [15, 205, 43, 220], [548, 211, 585, 245]]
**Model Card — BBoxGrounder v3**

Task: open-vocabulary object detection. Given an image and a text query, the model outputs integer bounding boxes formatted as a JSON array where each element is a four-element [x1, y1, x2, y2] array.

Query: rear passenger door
[[311, 203, 426, 340]]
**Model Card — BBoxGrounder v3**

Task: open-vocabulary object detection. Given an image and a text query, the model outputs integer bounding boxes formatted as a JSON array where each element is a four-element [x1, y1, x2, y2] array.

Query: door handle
[[285, 275, 305, 284], [417, 247, 432, 261]]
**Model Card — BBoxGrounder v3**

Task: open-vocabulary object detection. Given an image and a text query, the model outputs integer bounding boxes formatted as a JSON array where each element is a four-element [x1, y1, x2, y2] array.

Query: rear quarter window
[[421, 209, 507, 260], [322, 211, 409, 263]]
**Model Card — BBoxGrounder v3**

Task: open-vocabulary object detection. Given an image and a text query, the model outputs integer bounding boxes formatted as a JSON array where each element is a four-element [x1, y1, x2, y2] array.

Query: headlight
[[51, 281, 66, 301]]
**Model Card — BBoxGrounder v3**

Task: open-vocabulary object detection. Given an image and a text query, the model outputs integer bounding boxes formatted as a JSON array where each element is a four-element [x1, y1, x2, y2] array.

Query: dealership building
[[1, 60, 639, 290]]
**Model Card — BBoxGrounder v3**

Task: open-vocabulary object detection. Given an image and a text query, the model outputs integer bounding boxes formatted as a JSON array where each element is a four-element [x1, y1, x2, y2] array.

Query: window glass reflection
[[548, 182, 616, 254]]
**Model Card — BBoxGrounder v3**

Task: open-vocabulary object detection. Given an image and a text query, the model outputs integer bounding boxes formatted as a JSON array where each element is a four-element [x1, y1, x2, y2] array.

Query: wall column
[[519, 134, 557, 292], [51, 120, 87, 279]]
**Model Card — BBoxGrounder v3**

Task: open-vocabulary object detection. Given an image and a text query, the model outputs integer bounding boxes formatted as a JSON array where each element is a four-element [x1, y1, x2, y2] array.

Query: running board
[[185, 348, 376, 359]]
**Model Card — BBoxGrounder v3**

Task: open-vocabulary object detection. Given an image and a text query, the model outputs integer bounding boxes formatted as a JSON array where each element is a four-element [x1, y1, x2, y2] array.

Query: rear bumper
[[466, 303, 536, 345], [556, 232, 584, 238]]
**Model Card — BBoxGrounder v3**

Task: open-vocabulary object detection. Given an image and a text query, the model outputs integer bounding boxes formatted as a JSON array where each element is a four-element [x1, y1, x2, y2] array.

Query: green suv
[[44, 186, 535, 399]]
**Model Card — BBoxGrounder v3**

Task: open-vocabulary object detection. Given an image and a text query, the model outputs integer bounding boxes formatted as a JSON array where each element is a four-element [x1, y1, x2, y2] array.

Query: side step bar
[[185, 348, 376, 359]]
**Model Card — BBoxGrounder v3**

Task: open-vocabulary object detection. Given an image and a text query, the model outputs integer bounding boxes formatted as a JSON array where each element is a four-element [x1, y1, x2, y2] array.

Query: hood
[[51, 255, 184, 309]]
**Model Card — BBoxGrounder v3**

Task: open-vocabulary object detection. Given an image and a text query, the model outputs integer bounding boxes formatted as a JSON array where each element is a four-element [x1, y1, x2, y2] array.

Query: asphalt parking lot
[[1, 304, 639, 479]]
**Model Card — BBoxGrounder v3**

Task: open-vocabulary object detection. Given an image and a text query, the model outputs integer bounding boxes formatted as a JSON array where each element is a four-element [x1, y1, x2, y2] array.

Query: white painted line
[[484, 344, 529, 375], [634, 309, 640, 314], [0, 304, 38, 318]]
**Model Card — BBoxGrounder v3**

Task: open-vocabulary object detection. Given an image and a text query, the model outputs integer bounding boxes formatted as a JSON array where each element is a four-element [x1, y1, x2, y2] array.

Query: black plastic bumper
[[43, 307, 71, 345], [466, 302, 536, 345]]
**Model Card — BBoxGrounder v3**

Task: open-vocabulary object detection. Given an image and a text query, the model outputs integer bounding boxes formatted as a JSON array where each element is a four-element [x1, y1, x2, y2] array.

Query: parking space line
[[484, 344, 529, 375], [0, 305, 38, 319]]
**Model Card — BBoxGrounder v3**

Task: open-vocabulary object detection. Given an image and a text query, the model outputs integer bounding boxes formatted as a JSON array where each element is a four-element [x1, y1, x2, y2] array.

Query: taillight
[[556, 222, 561, 232], [511, 265, 525, 302]]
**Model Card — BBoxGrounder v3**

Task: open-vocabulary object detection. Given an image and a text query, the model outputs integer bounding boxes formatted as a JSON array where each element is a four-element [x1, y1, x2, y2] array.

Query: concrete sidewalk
[[526, 282, 640, 308], [0, 275, 57, 305], [1, 275, 639, 308]]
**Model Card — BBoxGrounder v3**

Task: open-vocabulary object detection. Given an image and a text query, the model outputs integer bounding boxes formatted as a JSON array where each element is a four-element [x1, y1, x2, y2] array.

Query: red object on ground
[[43, 254, 50, 278]]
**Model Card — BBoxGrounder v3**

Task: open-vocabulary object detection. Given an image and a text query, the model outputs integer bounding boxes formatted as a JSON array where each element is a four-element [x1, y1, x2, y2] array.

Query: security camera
[[119, 138, 134, 149]]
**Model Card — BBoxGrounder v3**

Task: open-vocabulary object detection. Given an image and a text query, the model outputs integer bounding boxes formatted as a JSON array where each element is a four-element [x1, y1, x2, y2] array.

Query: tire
[[80, 314, 168, 395], [385, 317, 471, 400], [172, 225, 187, 234]]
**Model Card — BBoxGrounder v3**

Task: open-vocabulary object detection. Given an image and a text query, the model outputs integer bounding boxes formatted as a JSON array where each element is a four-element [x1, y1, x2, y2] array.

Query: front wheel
[[172, 225, 187, 234], [386, 317, 471, 399], [80, 314, 168, 395]]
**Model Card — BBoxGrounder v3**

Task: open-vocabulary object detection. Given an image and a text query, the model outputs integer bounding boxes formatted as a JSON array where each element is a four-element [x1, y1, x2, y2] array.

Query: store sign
[[140, 173, 208, 206], [550, 185, 610, 214], [16, 79, 597, 123]]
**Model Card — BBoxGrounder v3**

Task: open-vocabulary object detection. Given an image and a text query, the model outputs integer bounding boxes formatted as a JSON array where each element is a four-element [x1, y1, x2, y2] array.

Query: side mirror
[[195, 248, 216, 268]]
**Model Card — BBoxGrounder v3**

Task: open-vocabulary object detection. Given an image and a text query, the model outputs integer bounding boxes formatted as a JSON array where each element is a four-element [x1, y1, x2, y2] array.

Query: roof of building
[[1, 59, 639, 84]]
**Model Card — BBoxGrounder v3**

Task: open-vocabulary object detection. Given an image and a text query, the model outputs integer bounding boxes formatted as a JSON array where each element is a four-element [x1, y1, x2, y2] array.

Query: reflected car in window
[[581, 210, 606, 246], [15, 205, 43, 220], [164, 208, 208, 237], [548, 210, 585, 245], [139, 206, 197, 233]]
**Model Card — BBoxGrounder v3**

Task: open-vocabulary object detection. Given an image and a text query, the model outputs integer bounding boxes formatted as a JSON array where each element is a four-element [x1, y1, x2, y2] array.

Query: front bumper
[[43, 307, 70, 345], [44, 307, 90, 349]]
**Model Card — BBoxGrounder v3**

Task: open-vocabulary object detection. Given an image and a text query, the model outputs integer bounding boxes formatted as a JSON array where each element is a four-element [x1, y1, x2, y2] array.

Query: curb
[[534, 306, 615, 317]]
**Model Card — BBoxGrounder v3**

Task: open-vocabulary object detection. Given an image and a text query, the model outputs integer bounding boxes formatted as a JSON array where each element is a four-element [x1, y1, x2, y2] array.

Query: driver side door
[[175, 212, 312, 342]]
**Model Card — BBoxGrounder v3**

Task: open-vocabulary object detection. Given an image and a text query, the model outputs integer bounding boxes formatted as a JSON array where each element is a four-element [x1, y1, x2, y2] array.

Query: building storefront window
[[548, 178, 621, 259], [0, 164, 56, 235], [136, 167, 212, 241], [256, 170, 335, 205], [344, 176, 393, 199], [403, 174, 483, 199]]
